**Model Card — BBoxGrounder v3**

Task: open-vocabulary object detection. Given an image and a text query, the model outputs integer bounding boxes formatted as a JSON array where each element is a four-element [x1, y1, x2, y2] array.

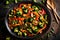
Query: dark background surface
[[0, 0, 60, 40], [51, 0, 60, 40], [55, 0, 60, 16]]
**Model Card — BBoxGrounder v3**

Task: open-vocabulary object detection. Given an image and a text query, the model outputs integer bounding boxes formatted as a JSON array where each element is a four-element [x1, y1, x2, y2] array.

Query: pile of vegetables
[[8, 3, 48, 37]]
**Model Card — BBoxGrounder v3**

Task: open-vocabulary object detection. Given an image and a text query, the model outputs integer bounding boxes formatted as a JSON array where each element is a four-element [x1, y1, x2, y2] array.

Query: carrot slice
[[20, 29, 27, 32], [18, 17, 25, 21], [33, 12, 39, 20]]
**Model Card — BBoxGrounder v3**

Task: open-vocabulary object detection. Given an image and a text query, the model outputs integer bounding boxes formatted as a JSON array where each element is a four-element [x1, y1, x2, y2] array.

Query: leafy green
[[16, 11, 22, 17]]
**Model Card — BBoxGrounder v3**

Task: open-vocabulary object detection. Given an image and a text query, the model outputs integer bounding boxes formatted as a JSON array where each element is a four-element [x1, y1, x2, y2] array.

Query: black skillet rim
[[5, 1, 51, 39]]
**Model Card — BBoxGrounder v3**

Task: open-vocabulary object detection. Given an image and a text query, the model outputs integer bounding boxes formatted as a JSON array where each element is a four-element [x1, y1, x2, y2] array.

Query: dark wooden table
[[0, 0, 60, 40]]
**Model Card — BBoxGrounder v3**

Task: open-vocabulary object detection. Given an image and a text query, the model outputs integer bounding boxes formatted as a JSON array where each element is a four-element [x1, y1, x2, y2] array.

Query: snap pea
[[22, 6, 25, 10], [6, 37, 10, 40], [23, 32, 27, 36], [28, 18, 34, 22], [32, 0, 37, 2], [45, 21, 48, 24], [40, 15, 48, 24], [27, 28, 32, 33], [14, 28, 19, 32], [24, 9, 28, 13], [33, 29, 39, 33], [23, 8, 28, 14], [18, 31, 22, 36], [32, 5, 41, 10], [9, 14, 14, 17], [6, 1, 9, 5], [25, 23, 28, 27], [42, 0, 46, 3], [32, 26, 38, 30], [34, 26, 38, 30], [39, 22, 44, 28], [15, 0, 17, 3], [29, 23, 33, 27], [32, 26, 39, 33], [32, 5, 39, 10], [40, 15, 44, 20], [35, 7, 39, 11], [44, 14, 48, 20]]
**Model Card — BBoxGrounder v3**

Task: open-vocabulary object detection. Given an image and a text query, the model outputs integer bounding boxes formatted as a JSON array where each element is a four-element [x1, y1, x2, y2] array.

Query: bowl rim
[[5, 1, 51, 39]]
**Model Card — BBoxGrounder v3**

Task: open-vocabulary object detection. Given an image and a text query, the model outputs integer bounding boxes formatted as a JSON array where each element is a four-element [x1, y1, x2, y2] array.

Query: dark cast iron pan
[[5, 1, 51, 39]]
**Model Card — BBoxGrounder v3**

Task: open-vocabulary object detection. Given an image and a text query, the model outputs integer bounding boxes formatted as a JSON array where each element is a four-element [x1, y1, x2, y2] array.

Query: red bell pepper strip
[[39, 9, 46, 15]]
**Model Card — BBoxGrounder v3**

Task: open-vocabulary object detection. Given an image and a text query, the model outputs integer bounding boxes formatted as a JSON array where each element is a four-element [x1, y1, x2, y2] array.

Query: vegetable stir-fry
[[8, 3, 48, 37]]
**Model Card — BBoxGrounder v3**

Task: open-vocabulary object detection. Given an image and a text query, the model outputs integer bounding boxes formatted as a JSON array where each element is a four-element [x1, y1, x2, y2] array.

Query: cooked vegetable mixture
[[8, 3, 48, 37]]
